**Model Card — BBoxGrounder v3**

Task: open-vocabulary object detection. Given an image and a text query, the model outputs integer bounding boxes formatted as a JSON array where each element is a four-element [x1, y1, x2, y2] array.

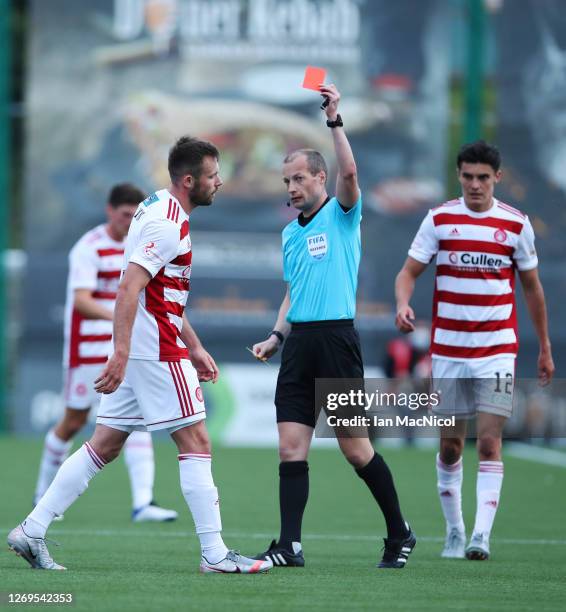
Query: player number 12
[[494, 371, 513, 394]]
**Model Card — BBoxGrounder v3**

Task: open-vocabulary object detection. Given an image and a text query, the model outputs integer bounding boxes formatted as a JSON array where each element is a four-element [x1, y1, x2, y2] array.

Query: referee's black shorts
[[275, 319, 364, 428]]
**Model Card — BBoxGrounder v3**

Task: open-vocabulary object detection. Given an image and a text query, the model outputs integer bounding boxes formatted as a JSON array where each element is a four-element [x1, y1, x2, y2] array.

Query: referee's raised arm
[[319, 83, 359, 209]]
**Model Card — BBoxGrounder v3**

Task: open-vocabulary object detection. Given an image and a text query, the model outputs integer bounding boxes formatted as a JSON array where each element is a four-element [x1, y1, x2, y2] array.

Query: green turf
[[0, 437, 565, 611]]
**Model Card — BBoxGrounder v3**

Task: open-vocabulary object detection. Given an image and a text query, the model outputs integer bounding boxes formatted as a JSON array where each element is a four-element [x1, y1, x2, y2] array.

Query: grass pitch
[[0, 437, 565, 611]]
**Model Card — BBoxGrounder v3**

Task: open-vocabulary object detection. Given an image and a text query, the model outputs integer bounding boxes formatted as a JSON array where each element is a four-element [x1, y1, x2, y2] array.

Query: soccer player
[[251, 84, 416, 569], [395, 141, 554, 560], [8, 137, 272, 574], [32, 183, 177, 523]]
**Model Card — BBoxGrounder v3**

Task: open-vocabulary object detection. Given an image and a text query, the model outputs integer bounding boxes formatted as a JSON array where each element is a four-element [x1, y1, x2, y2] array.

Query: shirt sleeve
[[408, 210, 438, 263], [68, 242, 99, 291], [128, 219, 180, 277], [334, 192, 362, 228], [513, 216, 538, 271]]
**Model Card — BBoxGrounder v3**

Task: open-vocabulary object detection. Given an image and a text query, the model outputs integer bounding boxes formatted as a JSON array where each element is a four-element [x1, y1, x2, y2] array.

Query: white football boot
[[465, 532, 490, 560], [200, 550, 273, 574], [441, 527, 466, 558], [7, 524, 66, 570], [132, 502, 178, 523]]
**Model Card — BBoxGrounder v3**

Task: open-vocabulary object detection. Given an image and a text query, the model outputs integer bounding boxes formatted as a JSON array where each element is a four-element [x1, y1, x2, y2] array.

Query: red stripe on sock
[[45, 443, 69, 457], [178, 453, 211, 461], [84, 442, 105, 470], [479, 462, 504, 473], [437, 459, 462, 472]]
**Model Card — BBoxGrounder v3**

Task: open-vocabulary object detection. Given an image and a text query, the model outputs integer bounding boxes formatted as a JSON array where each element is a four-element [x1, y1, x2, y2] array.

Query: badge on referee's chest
[[307, 233, 328, 260]]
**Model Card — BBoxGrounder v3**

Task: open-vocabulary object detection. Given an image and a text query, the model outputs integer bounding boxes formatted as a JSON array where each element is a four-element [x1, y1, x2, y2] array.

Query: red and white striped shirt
[[125, 189, 191, 361], [63, 225, 124, 368], [408, 197, 538, 360]]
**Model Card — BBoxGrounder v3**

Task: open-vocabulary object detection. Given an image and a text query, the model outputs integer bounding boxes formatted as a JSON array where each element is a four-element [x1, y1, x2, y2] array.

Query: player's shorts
[[64, 364, 106, 410], [96, 358, 206, 433], [431, 355, 516, 419], [275, 320, 364, 428]]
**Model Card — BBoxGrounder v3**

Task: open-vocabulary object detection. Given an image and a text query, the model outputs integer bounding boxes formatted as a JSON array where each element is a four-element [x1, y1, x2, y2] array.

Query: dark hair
[[108, 183, 146, 208], [168, 136, 219, 184], [284, 149, 328, 182], [457, 140, 501, 172]]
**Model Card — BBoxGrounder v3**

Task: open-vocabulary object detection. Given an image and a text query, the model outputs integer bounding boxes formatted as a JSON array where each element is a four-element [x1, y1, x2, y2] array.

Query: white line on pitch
[[505, 442, 566, 468], [3, 527, 564, 546]]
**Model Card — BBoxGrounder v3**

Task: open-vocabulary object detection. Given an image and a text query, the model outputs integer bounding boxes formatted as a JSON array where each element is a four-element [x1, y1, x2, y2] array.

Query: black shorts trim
[[290, 319, 354, 330]]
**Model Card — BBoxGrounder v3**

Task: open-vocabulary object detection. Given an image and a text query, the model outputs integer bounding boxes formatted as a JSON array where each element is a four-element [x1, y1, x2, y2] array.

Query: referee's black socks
[[278, 460, 309, 551], [356, 452, 408, 540]]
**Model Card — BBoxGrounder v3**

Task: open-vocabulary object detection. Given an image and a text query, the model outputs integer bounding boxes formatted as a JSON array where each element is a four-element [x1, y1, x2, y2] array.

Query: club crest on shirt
[[307, 233, 328, 260], [494, 228, 507, 243], [144, 242, 162, 263]]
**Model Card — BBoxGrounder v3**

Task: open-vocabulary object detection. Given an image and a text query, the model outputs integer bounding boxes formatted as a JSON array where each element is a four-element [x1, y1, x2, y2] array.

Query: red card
[[302, 66, 326, 91]]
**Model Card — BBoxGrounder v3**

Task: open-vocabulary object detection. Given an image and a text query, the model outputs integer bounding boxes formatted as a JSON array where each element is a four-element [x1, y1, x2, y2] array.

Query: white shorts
[[64, 364, 106, 410], [96, 359, 206, 433], [431, 355, 515, 419]]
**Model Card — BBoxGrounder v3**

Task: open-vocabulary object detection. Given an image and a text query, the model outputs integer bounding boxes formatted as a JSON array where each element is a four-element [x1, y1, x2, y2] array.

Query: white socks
[[178, 453, 227, 563], [123, 431, 155, 510], [33, 429, 73, 504], [436, 454, 465, 533], [437, 454, 504, 539], [35, 429, 155, 511], [472, 461, 504, 537], [24, 443, 106, 538]]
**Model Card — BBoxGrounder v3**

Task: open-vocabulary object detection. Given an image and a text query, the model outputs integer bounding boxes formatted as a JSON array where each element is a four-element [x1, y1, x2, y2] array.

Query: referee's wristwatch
[[326, 114, 343, 128], [268, 330, 285, 345]]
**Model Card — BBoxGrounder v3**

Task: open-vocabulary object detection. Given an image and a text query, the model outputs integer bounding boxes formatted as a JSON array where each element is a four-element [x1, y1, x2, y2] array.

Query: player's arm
[[73, 289, 113, 320], [395, 257, 428, 333], [515, 217, 554, 385], [395, 210, 438, 332], [94, 262, 151, 393], [320, 84, 359, 209], [180, 314, 219, 383], [518, 268, 555, 385], [252, 285, 291, 360], [68, 242, 111, 319]]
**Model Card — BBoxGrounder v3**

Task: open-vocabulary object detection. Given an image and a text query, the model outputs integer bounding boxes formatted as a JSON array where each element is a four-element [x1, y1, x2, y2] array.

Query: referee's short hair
[[284, 149, 328, 183], [108, 183, 146, 208], [457, 140, 501, 172], [168, 136, 219, 185]]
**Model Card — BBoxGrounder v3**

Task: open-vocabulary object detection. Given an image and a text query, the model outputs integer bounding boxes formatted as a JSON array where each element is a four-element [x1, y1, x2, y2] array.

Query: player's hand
[[94, 352, 127, 394], [190, 345, 219, 383], [396, 305, 416, 333], [319, 83, 340, 119], [252, 337, 280, 361], [537, 348, 555, 386]]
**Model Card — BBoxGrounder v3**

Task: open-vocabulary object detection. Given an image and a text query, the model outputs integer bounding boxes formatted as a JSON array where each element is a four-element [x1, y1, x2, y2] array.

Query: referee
[[252, 84, 416, 569]]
